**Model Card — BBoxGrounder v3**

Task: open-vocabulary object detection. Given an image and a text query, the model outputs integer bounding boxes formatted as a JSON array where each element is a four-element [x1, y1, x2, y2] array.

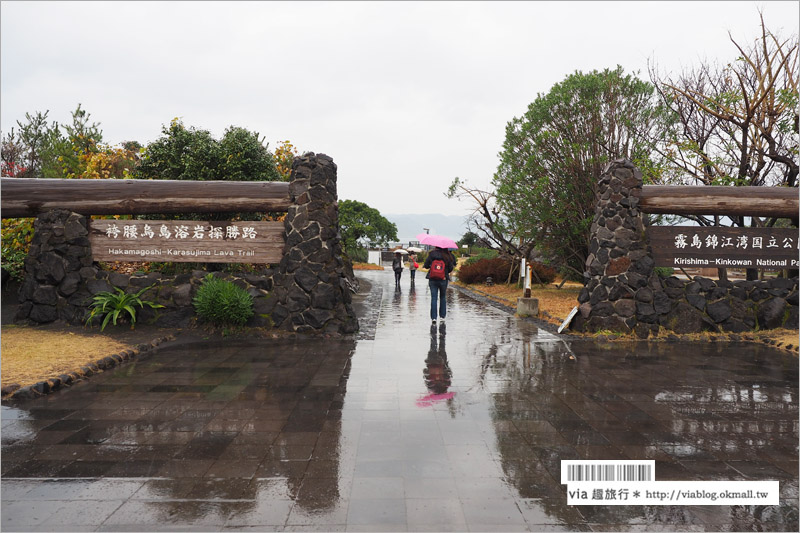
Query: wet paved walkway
[[2, 269, 798, 531]]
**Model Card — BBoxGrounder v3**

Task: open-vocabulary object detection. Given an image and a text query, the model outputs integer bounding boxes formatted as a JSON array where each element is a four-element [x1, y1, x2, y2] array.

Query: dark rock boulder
[[706, 299, 732, 323], [653, 291, 673, 315], [660, 302, 717, 334], [757, 297, 788, 330], [687, 293, 706, 311]]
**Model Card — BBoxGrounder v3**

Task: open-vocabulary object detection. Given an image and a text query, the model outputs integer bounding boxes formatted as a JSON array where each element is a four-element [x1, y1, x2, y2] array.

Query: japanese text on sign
[[672, 232, 794, 251], [88, 219, 284, 264], [104, 223, 258, 241], [647, 227, 799, 269]]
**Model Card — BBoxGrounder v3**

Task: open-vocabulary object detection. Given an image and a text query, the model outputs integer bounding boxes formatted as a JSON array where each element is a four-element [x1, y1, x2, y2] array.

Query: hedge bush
[[529, 261, 557, 284], [458, 257, 557, 285], [457, 257, 519, 284]]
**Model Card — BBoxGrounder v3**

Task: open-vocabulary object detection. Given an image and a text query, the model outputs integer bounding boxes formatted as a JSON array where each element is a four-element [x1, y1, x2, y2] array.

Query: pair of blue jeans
[[429, 279, 448, 320]]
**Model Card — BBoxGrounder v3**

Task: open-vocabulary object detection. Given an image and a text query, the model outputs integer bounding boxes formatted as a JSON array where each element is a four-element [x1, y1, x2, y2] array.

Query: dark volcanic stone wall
[[15, 208, 278, 329], [16, 153, 358, 334], [572, 159, 798, 336]]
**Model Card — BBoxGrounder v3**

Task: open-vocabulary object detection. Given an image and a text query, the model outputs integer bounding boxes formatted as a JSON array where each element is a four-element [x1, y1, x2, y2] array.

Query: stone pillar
[[16, 209, 99, 324], [572, 159, 793, 338], [271, 153, 358, 334], [574, 159, 652, 334]]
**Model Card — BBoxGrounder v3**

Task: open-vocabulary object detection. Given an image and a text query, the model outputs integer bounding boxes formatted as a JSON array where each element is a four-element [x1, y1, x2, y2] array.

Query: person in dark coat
[[423, 247, 455, 324], [392, 251, 404, 289]]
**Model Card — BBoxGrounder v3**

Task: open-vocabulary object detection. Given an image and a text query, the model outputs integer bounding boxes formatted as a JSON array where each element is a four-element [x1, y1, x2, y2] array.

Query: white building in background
[[367, 250, 382, 266]]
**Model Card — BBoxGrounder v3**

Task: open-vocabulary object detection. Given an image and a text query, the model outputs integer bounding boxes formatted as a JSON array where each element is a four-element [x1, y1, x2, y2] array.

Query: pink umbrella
[[416, 233, 458, 250]]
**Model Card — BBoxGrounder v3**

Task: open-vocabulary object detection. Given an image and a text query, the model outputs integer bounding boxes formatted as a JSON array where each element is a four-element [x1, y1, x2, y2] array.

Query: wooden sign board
[[647, 227, 799, 269], [89, 220, 285, 264]]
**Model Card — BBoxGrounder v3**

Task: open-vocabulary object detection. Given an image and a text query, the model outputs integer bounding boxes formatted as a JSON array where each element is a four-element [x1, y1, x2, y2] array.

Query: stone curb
[[568, 329, 799, 354], [1, 333, 178, 402], [451, 282, 797, 353]]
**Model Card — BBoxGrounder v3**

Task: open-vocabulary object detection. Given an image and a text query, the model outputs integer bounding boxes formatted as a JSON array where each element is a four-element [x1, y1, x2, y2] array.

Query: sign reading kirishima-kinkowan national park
[[647, 226, 799, 269], [89, 219, 285, 264]]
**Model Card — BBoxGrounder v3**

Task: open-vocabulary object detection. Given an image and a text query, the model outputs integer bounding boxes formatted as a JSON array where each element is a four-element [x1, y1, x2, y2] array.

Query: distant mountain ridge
[[385, 213, 471, 244]]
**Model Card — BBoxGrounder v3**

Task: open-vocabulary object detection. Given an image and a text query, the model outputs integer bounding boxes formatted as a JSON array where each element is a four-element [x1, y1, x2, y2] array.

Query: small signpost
[[647, 227, 799, 269], [89, 219, 285, 264]]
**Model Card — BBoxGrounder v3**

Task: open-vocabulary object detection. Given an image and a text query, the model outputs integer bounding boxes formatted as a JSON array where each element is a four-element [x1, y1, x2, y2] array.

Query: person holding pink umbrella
[[418, 233, 457, 324]]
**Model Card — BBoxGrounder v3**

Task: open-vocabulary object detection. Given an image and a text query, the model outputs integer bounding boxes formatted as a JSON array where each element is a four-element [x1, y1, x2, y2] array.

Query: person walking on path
[[408, 252, 419, 286], [392, 251, 404, 290], [423, 246, 455, 324]]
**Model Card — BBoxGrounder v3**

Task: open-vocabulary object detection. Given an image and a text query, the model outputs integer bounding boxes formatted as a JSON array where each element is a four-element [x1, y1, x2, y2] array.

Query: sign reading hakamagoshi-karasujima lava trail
[[647, 226, 799, 269], [89, 220, 284, 263]]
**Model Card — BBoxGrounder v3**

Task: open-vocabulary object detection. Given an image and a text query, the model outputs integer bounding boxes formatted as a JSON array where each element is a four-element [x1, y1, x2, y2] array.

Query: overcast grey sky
[[2, 1, 798, 218]]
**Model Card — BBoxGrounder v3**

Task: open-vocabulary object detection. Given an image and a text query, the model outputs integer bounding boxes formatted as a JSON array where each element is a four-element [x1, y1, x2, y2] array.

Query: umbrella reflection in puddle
[[418, 323, 454, 407], [416, 391, 455, 407]]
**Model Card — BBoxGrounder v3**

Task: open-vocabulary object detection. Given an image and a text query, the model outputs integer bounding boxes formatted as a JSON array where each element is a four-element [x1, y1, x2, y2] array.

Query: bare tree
[[446, 177, 550, 284], [650, 12, 798, 279]]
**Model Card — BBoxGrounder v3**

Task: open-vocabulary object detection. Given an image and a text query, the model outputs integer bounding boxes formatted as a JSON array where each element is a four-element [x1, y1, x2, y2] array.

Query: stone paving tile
[[2, 270, 798, 531]]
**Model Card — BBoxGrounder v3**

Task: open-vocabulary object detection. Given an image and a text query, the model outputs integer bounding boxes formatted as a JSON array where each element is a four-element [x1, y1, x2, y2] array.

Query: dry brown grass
[[749, 329, 799, 349], [352, 263, 384, 271], [1, 326, 132, 388], [613, 328, 798, 352], [455, 279, 582, 325]]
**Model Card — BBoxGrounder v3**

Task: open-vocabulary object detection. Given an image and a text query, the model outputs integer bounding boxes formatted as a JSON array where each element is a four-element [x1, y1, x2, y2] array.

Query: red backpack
[[429, 258, 446, 280]]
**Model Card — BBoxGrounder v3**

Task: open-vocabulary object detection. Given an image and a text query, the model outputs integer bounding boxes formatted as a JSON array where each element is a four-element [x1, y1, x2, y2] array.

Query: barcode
[[561, 460, 655, 483]]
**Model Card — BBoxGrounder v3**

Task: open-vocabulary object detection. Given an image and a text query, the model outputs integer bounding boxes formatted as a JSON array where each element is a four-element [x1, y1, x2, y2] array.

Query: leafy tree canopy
[[458, 231, 479, 247], [492, 66, 668, 276], [2, 104, 137, 180], [134, 118, 281, 183], [338, 199, 398, 251]]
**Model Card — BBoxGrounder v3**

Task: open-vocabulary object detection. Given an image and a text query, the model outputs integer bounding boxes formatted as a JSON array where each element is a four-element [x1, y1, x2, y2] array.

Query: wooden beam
[[1, 178, 292, 218], [637, 186, 799, 218]]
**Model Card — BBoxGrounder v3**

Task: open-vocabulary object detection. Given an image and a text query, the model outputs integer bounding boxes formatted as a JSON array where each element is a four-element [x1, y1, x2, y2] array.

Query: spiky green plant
[[85, 284, 163, 331], [193, 274, 254, 327]]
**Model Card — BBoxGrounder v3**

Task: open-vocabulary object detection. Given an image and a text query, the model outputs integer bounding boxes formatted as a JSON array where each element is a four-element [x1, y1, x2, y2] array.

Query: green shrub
[[654, 266, 674, 278], [1, 218, 35, 283], [457, 257, 519, 284], [85, 284, 163, 331], [346, 246, 368, 264], [193, 274, 254, 327], [464, 248, 498, 266]]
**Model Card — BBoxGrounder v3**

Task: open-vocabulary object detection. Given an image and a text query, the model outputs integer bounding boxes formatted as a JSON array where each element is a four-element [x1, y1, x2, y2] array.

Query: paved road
[[2, 269, 798, 531]]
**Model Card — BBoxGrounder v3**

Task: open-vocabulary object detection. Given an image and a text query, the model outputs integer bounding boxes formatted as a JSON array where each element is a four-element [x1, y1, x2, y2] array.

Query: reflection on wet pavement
[[2, 269, 797, 531]]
